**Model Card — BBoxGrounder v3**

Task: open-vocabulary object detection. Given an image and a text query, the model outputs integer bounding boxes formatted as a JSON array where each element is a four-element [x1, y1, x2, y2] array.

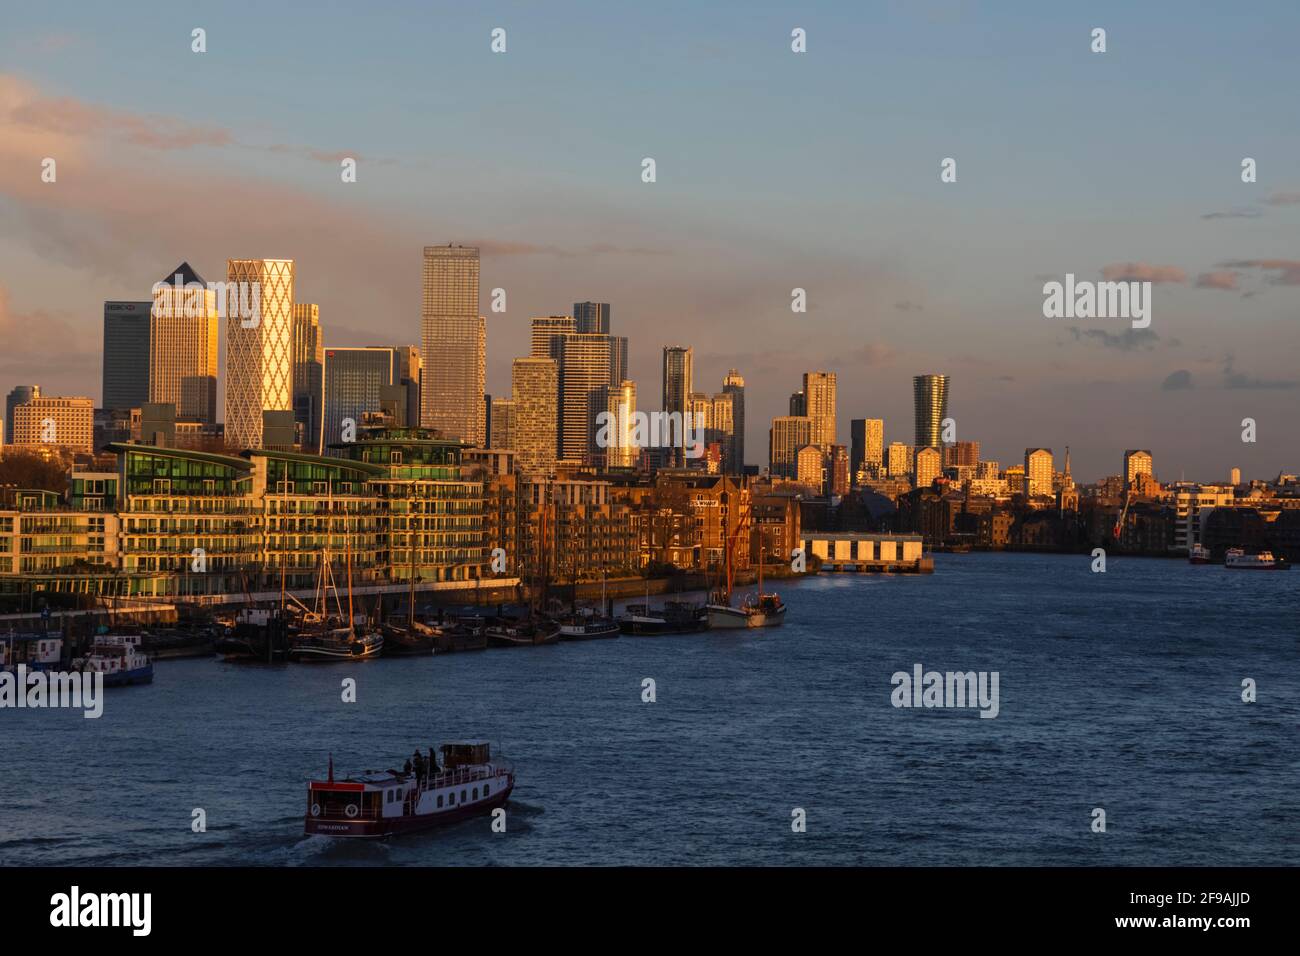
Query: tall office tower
[[601, 380, 638, 468], [662, 346, 693, 465], [943, 440, 980, 469], [608, 335, 628, 387], [803, 371, 837, 447], [225, 258, 294, 450], [829, 445, 850, 496], [769, 415, 813, 479], [914, 446, 942, 490], [149, 263, 219, 424], [722, 369, 746, 473], [12, 396, 94, 453], [1024, 448, 1054, 497], [789, 390, 806, 416], [913, 374, 950, 448], [1124, 449, 1154, 489], [886, 441, 914, 479], [709, 391, 736, 471], [323, 347, 395, 453], [4, 385, 39, 444], [530, 315, 576, 360], [557, 333, 613, 463], [421, 245, 485, 444], [291, 303, 325, 453], [490, 397, 517, 451], [389, 344, 422, 432], [573, 301, 611, 335], [512, 357, 559, 474], [1230, 467, 1241, 486], [850, 418, 884, 480], [102, 301, 152, 411]]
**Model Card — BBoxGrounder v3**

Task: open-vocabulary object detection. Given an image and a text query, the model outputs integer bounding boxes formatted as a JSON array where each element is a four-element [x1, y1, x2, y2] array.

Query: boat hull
[[559, 623, 620, 640], [288, 637, 384, 662], [102, 663, 154, 687], [305, 783, 513, 838], [706, 603, 786, 629]]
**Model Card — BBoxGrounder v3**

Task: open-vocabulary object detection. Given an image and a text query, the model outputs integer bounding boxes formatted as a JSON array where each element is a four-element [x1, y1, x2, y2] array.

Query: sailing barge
[[305, 742, 514, 837]]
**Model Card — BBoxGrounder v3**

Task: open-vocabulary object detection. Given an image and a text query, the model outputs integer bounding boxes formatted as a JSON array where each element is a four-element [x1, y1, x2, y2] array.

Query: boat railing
[[421, 764, 510, 790]]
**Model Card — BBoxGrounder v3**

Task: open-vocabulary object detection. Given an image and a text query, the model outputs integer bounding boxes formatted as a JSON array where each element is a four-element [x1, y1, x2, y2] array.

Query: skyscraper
[[4, 385, 39, 444], [573, 301, 611, 335], [291, 303, 325, 453], [225, 258, 294, 450], [558, 333, 613, 463], [530, 316, 576, 360], [1025, 448, 1054, 497], [887, 442, 913, 479], [12, 396, 94, 453], [722, 369, 746, 473], [1124, 450, 1154, 489], [420, 245, 485, 445], [850, 418, 884, 480], [323, 347, 395, 453], [490, 397, 516, 451], [789, 391, 806, 416], [601, 380, 638, 469], [149, 262, 218, 424], [913, 374, 949, 449], [512, 357, 558, 474], [769, 415, 812, 479], [803, 371, 837, 447], [102, 301, 151, 411], [662, 346, 693, 465]]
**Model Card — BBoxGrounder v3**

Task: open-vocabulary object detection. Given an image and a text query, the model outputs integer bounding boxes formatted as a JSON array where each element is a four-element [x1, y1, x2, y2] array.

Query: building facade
[[224, 258, 295, 450], [420, 245, 485, 445]]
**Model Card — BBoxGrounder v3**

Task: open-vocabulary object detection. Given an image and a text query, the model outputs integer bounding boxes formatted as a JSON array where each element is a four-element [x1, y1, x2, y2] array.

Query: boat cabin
[[440, 741, 491, 769]]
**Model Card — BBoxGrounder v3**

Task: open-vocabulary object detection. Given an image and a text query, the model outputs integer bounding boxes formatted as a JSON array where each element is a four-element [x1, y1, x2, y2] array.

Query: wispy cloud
[[1100, 263, 1186, 284], [1161, 369, 1193, 390], [1222, 354, 1297, 390], [1066, 327, 1160, 351], [1195, 270, 1238, 290], [1215, 259, 1300, 285]]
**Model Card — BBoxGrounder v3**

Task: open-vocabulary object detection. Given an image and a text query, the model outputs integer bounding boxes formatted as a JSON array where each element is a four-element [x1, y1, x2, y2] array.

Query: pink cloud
[[1100, 263, 1186, 284], [1194, 271, 1238, 290], [1216, 259, 1300, 285]]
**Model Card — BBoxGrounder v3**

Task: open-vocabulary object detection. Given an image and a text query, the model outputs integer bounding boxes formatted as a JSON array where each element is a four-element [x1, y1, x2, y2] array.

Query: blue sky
[[1, 1, 1298, 480]]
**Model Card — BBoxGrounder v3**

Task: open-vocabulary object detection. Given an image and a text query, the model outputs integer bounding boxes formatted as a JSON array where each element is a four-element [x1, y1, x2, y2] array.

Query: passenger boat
[[1224, 548, 1285, 570], [304, 741, 514, 838], [72, 634, 154, 686], [1188, 543, 1212, 565]]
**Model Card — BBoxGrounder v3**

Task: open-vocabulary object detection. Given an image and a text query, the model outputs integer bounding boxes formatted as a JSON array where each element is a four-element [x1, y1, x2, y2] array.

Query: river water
[[2, 552, 1296, 866]]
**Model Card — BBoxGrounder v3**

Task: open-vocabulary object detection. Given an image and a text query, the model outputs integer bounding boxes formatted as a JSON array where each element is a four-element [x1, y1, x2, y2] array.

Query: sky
[[1, 0, 1297, 482]]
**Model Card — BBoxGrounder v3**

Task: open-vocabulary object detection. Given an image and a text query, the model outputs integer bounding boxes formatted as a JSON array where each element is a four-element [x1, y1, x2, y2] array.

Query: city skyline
[[2, 4, 1299, 482]]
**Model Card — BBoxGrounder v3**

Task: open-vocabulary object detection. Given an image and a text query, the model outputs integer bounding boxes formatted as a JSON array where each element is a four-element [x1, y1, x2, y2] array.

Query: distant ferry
[[73, 634, 153, 686], [305, 742, 514, 838], [1188, 544, 1212, 565], [1224, 548, 1285, 570]]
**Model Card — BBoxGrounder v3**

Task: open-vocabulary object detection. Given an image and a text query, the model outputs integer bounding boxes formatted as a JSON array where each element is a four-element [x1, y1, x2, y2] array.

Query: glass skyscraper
[[912, 374, 949, 449]]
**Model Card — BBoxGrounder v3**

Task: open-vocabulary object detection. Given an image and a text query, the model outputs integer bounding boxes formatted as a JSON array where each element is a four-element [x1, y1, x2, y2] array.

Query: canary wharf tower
[[912, 373, 949, 448], [421, 245, 485, 445], [225, 258, 294, 450]]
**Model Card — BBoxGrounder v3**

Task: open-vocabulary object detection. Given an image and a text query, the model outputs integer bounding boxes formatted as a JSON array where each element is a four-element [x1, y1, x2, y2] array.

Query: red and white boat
[[304, 742, 514, 838], [1188, 543, 1212, 565]]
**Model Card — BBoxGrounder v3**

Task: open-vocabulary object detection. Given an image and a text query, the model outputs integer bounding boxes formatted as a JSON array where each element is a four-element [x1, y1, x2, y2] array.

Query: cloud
[[1195, 270, 1238, 290], [0, 283, 99, 383], [1200, 208, 1262, 220], [1161, 369, 1193, 390], [1221, 354, 1297, 390], [1263, 192, 1300, 206], [841, 343, 897, 366], [893, 300, 922, 312], [1066, 327, 1160, 351], [1215, 259, 1300, 285], [1100, 263, 1186, 284]]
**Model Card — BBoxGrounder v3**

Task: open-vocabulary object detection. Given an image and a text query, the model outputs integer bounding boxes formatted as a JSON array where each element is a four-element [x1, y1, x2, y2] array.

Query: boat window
[[448, 792, 455, 805], [483, 784, 490, 796], [473, 787, 478, 800], [437, 795, 443, 808], [461, 789, 467, 803]]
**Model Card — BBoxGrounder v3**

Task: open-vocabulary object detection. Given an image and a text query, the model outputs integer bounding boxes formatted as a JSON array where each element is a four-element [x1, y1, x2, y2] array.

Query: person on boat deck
[[413, 750, 426, 784], [403, 758, 413, 777], [429, 747, 439, 776]]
